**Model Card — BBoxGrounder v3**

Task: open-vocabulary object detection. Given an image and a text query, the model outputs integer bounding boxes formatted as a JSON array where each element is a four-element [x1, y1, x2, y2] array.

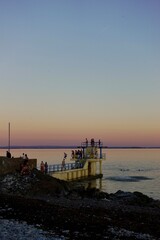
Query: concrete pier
[[49, 158, 103, 181], [48, 140, 105, 181], [0, 156, 37, 175]]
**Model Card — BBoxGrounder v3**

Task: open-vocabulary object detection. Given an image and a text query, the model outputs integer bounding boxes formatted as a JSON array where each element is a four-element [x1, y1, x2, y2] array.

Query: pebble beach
[[0, 217, 155, 240], [0, 170, 160, 239], [0, 218, 62, 240]]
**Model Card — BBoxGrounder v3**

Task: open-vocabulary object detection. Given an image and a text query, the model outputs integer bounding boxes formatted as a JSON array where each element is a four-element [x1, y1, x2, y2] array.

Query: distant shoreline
[[0, 146, 160, 149]]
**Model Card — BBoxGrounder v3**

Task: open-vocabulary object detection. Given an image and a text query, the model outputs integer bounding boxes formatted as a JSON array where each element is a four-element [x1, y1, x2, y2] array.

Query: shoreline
[[0, 170, 160, 239], [1, 193, 159, 240]]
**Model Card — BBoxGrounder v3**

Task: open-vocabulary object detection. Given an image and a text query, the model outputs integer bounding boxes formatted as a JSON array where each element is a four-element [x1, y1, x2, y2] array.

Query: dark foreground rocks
[[0, 170, 160, 239]]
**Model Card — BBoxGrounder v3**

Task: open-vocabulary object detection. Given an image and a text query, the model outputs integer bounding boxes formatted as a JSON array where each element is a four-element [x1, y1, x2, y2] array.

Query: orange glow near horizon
[[1, 103, 160, 147], [0, 124, 160, 147]]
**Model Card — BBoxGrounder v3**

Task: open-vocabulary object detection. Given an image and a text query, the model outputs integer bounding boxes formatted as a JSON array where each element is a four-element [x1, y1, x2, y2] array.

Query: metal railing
[[37, 153, 106, 174], [47, 162, 84, 173], [81, 141, 103, 148]]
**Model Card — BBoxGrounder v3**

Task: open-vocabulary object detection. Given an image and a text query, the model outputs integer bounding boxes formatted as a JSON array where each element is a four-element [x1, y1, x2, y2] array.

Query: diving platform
[[47, 139, 106, 181]]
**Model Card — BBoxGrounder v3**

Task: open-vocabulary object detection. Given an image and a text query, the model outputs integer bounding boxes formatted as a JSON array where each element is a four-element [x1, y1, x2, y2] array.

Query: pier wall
[[0, 157, 37, 175], [50, 159, 102, 181]]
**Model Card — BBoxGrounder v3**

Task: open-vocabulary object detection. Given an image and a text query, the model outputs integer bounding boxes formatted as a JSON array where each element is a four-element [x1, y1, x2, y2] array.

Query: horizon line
[[0, 145, 160, 149]]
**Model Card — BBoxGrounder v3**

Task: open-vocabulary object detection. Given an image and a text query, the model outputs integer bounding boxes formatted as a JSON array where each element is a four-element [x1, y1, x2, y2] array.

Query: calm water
[[2, 148, 160, 200]]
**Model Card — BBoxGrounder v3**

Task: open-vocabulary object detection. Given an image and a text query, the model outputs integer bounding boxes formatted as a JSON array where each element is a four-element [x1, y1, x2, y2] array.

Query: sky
[[0, 0, 160, 147]]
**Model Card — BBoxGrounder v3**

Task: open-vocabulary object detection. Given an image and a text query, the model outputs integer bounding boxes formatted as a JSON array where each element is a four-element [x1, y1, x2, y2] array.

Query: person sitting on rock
[[20, 162, 30, 175]]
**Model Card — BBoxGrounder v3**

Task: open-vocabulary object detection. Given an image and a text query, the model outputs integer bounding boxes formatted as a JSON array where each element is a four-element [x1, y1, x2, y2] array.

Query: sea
[[2, 148, 160, 200]]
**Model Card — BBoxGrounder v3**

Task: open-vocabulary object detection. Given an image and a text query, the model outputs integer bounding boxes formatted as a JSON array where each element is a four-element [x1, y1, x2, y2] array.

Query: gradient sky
[[0, 0, 160, 147]]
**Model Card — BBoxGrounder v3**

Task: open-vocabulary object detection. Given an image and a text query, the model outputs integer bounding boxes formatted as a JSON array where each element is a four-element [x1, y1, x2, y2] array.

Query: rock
[[0, 171, 160, 239], [0, 169, 71, 198]]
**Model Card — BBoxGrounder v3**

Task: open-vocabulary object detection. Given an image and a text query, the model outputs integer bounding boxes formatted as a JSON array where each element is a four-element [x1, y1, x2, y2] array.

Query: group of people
[[40, 161, 48, 174], [21, 153, 29, 160], [85, 138, 101, 147], [40, 152, 67, 173], [71, 149, 83, 159]]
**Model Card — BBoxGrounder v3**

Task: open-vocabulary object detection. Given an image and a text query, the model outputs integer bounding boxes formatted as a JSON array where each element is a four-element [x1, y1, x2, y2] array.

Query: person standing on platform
[[91, 138, 95, 147], [61, 158, 66, 170], [85, 138, 88, 147]]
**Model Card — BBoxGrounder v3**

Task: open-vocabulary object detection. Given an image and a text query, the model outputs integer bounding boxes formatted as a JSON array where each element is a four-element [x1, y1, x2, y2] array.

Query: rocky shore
[[0, 169, 160, 239]]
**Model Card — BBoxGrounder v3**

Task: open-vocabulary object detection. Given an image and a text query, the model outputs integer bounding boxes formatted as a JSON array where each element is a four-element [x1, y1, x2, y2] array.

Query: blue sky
[[0, 0, 160, 146]]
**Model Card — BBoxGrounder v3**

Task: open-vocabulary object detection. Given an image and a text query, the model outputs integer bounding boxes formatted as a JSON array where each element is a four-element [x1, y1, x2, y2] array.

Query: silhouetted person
[[40, 161, 45, 173], [45, 162, 48, 174], [61, 158, 66, 170], [91, 138, 95, 147], [64, 152, 67, 160], [6, 151, 11, 158], [85, 138, 88, 147]]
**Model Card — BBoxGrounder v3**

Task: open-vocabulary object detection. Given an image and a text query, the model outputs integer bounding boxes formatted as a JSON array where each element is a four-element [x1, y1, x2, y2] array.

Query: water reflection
[[77, 178, 102, 190]]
